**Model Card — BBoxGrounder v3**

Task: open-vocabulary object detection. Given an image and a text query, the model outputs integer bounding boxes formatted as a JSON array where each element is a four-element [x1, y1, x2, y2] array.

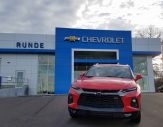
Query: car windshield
[[85, 66, 134, 79]]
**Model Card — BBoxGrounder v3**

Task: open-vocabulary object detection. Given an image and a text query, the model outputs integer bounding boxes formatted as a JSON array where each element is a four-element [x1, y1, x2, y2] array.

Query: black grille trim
[[78, 93, 123, 108]]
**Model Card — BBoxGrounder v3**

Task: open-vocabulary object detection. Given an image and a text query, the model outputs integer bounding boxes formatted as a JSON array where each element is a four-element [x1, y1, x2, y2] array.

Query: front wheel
[[68, 108, 78, 118], [130, 111, 141, 123]]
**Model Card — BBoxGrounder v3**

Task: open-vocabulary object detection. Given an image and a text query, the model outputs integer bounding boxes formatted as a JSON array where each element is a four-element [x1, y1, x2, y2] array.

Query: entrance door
[[37, 55, 54, 94], [16, 71, 24, 87], [133, 56, 149, 92], [72, 49, 119, 81]]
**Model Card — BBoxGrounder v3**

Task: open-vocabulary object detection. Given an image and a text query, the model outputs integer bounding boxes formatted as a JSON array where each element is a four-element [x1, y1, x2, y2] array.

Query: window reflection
[[133, 57, 148, 75], [133, 56, 149, 91], [37, 55, 54, 94]]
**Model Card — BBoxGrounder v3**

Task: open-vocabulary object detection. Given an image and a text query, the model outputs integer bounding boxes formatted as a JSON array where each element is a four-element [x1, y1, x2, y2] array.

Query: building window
[[0, 58, 1, 75], [133, 56, 149, 91], [73, 50, 118, 81], [74, 51, 117, 60], [37, 55, 54, 94]]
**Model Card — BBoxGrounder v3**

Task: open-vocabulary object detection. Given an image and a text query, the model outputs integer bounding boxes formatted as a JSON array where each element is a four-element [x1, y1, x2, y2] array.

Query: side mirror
[[80, 72, 85, 79], [135, 74, 142, 81]]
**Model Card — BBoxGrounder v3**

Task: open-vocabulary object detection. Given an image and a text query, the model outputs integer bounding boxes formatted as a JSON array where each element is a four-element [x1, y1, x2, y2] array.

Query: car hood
[[73, 77, 136, 90]]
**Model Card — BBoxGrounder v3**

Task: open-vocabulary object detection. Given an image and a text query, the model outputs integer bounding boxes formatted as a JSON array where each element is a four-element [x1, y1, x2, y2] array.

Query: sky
[[0, 0, 163, 35]]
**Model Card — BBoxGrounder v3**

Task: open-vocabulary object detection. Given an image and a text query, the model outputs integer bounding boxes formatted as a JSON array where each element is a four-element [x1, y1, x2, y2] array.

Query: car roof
[[93, 64, 129, 67]]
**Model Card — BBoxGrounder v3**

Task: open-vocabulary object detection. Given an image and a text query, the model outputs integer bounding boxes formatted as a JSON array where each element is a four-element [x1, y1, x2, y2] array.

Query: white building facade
[[0, 30, 161, 95]]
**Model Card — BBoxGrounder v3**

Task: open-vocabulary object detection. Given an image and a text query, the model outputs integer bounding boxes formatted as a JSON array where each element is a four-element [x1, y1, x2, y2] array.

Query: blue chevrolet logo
[[64, 36, 80, 42]]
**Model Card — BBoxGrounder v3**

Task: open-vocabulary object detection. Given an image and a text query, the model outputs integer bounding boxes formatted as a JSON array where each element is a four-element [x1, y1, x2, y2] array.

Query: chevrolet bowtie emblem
[[64, 36, 80, 42]]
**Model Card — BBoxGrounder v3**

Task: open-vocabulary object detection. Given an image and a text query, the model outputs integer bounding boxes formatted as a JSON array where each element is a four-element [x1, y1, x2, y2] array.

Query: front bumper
[[78, 105, 123, 112], [68, 88, 141, 113], [69, 107, 138, 118]]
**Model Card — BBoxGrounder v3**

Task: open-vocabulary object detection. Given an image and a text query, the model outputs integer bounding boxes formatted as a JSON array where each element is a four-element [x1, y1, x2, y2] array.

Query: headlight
[[122, 87, 137, 93], [71, 85, 81, 90]]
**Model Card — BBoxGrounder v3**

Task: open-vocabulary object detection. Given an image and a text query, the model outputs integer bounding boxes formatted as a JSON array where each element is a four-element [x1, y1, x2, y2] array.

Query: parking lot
[[0, 93, 163, 127]]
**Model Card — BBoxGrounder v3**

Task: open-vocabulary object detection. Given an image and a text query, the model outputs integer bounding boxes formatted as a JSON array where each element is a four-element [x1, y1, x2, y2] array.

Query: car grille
[[78, 93, 123, 108]]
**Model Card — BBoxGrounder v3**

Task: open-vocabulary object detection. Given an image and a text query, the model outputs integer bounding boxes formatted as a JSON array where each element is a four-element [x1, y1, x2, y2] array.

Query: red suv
[[68, 64, 142, 123]]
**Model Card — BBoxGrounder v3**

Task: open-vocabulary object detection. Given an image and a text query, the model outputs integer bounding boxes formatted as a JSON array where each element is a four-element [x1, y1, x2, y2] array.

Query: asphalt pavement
[[0, 93, 163, 127]]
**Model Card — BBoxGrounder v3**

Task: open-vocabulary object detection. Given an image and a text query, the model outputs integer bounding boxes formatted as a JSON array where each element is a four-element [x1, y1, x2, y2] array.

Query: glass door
[[16, 71, 24, 87], [133, 56, 149, 92], [37, 55, 54, 94]]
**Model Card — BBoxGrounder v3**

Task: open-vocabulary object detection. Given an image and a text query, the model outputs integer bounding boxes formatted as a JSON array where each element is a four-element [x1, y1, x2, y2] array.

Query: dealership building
[[0, 28, 161, 95]]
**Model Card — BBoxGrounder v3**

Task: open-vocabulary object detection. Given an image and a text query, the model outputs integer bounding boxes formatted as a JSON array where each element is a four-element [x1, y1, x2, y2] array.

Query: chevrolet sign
[[64, 36, 80, 42], [82, 37, 124, 43], [64, 36, 124, 44]]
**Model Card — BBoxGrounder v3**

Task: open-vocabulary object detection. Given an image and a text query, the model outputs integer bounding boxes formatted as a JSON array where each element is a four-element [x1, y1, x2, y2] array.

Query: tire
[[130, 111, 141, 123], [68, 108, 78, 118]]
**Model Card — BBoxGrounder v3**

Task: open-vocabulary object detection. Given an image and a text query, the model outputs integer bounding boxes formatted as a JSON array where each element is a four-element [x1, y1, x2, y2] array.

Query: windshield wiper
[[117, 76, 130, 79], [85, 75, 94, 78], [105, 76, 115, 77]]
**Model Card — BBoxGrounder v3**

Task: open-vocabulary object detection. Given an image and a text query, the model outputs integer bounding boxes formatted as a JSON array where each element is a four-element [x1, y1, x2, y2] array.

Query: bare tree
[[135, 25, 162, 39], [135, 25, 163, 56]]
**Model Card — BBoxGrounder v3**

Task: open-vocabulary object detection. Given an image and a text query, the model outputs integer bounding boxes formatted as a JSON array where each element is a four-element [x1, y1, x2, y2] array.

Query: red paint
[[68, 64, 141, 113]]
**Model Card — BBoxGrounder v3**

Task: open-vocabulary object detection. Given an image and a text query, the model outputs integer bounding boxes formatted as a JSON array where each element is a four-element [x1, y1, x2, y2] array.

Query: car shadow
[[66, 116, 141, 127]]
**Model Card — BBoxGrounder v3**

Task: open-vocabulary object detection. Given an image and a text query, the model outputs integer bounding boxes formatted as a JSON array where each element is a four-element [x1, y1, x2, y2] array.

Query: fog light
[[132, 98, 136, 103], [131, 98, 138, 108], [68, 94, 73, 104]]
